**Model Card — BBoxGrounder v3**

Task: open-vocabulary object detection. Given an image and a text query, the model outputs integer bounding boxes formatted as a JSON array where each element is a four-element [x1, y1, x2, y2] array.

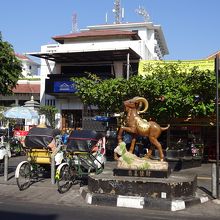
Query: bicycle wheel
[[57, 164, 73, 194], [16, 162, 32, 191]]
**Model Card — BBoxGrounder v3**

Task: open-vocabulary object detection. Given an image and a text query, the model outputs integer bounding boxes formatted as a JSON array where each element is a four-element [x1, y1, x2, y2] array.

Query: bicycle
[[56, 130, 106, 193]]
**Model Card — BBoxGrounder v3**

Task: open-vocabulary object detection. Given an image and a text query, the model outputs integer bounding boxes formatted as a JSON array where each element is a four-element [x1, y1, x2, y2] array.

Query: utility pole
[[215, 54, 220, 199], [126, 53, 130, 80], [212, 54, 220, 199]]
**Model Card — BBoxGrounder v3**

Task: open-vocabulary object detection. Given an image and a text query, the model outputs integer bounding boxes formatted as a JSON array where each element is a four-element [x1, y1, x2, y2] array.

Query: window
[[45, 99, 55, 106]]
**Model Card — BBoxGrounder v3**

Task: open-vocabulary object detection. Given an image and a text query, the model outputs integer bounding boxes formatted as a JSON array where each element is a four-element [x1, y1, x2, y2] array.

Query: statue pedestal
[[81, 166, 209, 211], [88, 171, 196, 199]]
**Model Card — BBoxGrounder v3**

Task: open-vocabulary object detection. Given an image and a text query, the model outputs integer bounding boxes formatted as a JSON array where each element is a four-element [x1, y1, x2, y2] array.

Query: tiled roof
[[12, 84, 40, 94], [15, 53, 30, 60], [206, 50, 220, 60], [53, 29, 140, 43]]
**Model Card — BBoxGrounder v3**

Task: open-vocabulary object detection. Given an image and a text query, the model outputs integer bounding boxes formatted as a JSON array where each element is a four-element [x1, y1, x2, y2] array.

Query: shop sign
[[54, 81, 77, 93], [139, 59, 215, 76]]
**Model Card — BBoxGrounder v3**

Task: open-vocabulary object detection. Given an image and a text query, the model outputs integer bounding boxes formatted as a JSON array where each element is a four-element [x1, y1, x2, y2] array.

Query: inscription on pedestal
[[113, 168, 171, 178]]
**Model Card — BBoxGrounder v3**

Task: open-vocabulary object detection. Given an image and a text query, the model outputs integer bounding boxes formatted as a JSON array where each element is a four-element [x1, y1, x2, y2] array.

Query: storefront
[[61, 109, 82, 131], [163, 117, 219, 162]]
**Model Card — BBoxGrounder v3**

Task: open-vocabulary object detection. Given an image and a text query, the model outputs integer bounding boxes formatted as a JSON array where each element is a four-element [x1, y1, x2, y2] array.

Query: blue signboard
[[93, 116, 111, 122], [54, 81, 77, 93]]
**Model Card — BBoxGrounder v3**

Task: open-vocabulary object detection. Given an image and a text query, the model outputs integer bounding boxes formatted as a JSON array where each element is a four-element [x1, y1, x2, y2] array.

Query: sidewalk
[[0, 155, 87, 207], [0, 156, 219, 214], [0, 156, 215, 191]]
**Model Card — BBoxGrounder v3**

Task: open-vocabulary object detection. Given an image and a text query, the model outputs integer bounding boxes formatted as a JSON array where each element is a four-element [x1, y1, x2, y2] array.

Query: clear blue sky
[[0, 0, 219, 60]]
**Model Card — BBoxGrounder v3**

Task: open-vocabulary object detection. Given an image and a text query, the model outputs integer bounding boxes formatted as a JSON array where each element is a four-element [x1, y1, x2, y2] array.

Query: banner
[[138, 59, 215, 76]]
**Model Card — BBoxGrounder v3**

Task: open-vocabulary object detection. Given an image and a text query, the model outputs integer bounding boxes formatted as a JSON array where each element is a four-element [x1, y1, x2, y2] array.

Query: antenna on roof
[[105, 12, 108, 24], [121, 7, 125, 22], [112, 0, 121, 24], [135, 5, 151, 22], [72, 12, 78, 33]]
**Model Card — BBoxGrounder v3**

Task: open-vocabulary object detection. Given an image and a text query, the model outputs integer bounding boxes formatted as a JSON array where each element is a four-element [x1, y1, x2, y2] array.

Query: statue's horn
[[133, 97, 149, 114]]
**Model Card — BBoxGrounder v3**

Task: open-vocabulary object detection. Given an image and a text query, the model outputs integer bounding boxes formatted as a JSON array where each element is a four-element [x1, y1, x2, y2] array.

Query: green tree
[[0, 32, 22, 95], [72, 74, 129, 113], [39, 105, 58, 128], [0, 106, 6, 123], [72, 63, 216, 123]]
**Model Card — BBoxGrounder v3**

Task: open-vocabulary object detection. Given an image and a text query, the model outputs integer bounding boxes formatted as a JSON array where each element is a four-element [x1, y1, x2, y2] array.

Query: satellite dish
[[135, 6, 151, 22]]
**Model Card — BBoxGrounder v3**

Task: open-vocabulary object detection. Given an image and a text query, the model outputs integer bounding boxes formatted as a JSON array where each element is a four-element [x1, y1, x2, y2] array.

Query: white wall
[[20, 59, 40, 78], [87, 22, 168, 58], [40, 45, 57, 104], [56, 97, 83, 110]]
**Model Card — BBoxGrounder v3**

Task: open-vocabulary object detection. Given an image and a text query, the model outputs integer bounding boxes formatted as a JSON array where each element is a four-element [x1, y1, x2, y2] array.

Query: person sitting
[[24, 123, 61, 152]]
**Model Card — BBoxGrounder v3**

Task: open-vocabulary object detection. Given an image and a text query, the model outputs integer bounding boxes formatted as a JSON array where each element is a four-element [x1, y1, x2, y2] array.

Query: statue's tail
[[161, 124, 170, 131]]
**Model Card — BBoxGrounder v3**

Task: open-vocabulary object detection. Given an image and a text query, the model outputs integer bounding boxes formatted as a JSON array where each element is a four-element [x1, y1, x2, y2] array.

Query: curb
[[80, 187, 209, 211], [212, 199, 220, 205]]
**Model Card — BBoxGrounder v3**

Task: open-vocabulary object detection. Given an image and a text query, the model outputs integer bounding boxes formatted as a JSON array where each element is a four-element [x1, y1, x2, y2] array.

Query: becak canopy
[[25, 127, 60, 149], [66, 130, 104, 152]]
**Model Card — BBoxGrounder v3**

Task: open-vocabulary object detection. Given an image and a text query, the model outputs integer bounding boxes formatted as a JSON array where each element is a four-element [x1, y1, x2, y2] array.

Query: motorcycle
[[9, 136, 23, 156], [0, 129, 11, 173]]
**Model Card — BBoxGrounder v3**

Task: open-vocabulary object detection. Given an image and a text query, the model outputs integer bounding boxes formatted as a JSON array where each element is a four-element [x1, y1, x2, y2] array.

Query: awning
[[28, 48, 141, 63]]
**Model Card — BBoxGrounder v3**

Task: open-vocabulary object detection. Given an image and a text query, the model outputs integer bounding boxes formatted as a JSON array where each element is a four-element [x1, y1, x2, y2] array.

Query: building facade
[[0, 54, 40, 107], [29, 22, 169, 130], [15, 53, 40, 78]]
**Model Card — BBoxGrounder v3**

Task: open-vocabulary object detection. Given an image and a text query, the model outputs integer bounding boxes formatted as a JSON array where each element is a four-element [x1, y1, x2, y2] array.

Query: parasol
[[3, 106, 39, 120]]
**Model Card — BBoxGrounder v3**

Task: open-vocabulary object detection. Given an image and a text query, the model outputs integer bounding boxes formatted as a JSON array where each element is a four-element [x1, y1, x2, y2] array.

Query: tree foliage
[[0, 32, 22, 95], [0, 106, 6, 123], [72, 63, 216, 123]]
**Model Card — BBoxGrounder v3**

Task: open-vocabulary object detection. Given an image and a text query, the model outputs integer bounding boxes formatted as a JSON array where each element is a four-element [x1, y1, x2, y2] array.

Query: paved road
[[0, 187, 219, 220]]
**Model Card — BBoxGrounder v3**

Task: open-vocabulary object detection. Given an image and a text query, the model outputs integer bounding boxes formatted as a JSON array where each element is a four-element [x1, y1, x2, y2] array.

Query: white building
[[29, 22, 168, 130], [0, 54, 40, 107], [15, 53, 40, 78], [87, 22, 168, 60]]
